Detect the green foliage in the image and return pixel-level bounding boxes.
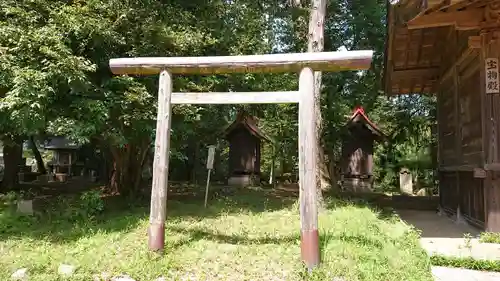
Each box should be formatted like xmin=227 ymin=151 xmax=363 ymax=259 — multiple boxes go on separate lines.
xmin=0 ymin=0 xmax=435 ymax=193
xmin=32 ymin=191 xmax=104 ymax=222
xmin=431 ymin=255 xmax=500 ymax=272
xmin=0 ymin=190 xmax=432 ymax=280
xmin=0 ymin=189 xmax=35 ymax=204
xmin=79 ymin=190 xmax=105 ymax=217
xmin=480 ymin=232 xmax=500 ymax=244
xmin=373 ymin=95 xmax=437 ymax=192
xmin=0 ymin=191 xmax=18 ymax=205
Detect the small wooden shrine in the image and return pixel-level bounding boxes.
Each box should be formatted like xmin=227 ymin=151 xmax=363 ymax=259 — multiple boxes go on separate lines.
xmin=340 ymin=107 xmax=385 ymax=192
xmin=44 ymin=136 xmax=81 ymax=178
xmin=385 ymin=0 xmax=500 ymax=231
xmin=224 ymin=111 xmax=270 ymax=186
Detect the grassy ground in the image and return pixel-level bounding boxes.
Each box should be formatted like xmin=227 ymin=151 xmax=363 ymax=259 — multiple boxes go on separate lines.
xmin=0 ymin=187 xmax=433 ymax=281
xmin=480 ymin=232 xmax=500 ymax=244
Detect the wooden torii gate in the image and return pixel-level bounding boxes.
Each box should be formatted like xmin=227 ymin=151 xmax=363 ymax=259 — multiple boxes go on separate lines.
xmin=109 ymin=51 xmax=373 ymax=268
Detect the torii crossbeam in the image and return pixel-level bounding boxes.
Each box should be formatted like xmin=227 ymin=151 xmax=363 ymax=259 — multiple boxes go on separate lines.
xmin=109 ymin=50 xmax=373 ymax=269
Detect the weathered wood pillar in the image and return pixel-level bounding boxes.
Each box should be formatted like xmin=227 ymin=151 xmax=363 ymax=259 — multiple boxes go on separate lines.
xmin=481 ymin=29 xmax=500 ymax=232
xmin=452 ymin=29 xmax=464 ymax=223
xmin=148 ymin=70 xmax=173 ymax=251
xmin=298 ymin=67 xmax=319 ymax=269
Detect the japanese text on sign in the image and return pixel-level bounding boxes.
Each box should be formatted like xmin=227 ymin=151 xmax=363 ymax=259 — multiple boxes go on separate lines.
xmin=486 ymin=58 xmax=500 ymax=94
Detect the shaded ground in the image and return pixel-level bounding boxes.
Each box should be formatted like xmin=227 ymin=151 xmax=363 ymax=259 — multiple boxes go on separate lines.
xmin=0 ymin=187 xmax=432 ymax=281
xmin=397 ymin=210 xmax=500 ymax=261
xmin=397 ymin=210 xmax=479 ymax=239
xmin=17 ymin=179 xmax=103 ymax=197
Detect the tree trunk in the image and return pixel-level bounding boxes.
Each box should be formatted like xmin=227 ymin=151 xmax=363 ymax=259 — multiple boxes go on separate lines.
xmin=307 ymin=0 xmax=329 ymax=207
xmin=28 ymin=136 xmax=47 ymax=174
xmin=107 ymin=139 xmax=150 ymax=197
xmin=1 ymin=137 xmax=22 ymax=191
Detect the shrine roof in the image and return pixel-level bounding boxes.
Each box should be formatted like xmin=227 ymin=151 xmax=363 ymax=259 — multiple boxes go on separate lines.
xmin=346 ymin=107 xmax=386 ymax=138
xmin=384 ymin=0 xmax=487 ymax=95
xmin=44 ymin=136 xmax=79 ymax=150
xmin=224 ymin=111 xmax=272 ymax=142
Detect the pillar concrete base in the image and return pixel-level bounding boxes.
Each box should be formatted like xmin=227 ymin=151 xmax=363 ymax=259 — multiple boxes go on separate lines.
xmin=342 ymin=178 xmax=373 ymax=193
xmin=228 ymin=175 xmax=260 ymax=187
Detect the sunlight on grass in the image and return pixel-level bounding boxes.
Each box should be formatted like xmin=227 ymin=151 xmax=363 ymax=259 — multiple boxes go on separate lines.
xmin=0 ymin=189 xmax=432 ymax=281
xmin=480 ymin=232 xmax=500 ymax=244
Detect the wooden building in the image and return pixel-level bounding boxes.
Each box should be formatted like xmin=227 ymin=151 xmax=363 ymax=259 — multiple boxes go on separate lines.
xmin=44 ymin=136 xmax=82 ymax=178
xmin=384 ymin=0 xmax=500 ymax=231
xmin=341 ymin=107 xmax=385 ymax=192
xmin=224 ymin=111 xmax=270 ymax=186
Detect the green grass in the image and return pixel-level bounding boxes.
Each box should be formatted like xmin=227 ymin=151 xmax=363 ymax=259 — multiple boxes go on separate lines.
xmin=0 ymin=188 xmax=433 ymax=281
xmin=480 ymin=232 xmax=500 ymax=244
xmin=431 ymin=255 xmax=500 ymax=272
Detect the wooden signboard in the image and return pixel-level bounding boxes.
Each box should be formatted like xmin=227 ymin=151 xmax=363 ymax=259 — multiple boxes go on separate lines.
xmin=206 ymin=145 xmax=216 ymax=170
xmin=204 ymin=145 xmax=216 ymax=208
xmin=485 ymin=58 xmax=500 ymax=94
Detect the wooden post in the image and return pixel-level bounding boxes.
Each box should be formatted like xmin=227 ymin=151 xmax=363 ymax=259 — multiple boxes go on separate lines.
xmin=482 ymin=30 xmax=500 ymax=232
xmin=204 ymin=145 xmax=216 ymax=208
xmin=148 ymin=70 xmax=173 ymax=251
xmin=204 ymin=169 xmax=212 ymax=208
xmin=269 ymin=144 xmax=275 ymax=186
xmin=298 ymin=67 xmax=319 ymax=269
xmin=69 ymin=153 xmax=72 ymax=177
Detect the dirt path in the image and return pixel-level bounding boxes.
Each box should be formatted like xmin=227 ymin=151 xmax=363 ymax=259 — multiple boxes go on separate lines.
xmin=397 ymin=210 xmax=500 ymax=280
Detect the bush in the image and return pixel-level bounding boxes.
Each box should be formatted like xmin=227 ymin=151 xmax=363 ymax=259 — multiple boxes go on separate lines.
xmin=40 ymin=190 xmax=104 ymax=221
xmin=79 ymin=190 xmax=104 ymax=217
xmin=0 ymin=191 xmax=19 ymax=205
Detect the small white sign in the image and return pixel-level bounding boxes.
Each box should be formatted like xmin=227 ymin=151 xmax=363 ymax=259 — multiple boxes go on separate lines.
xmin=485 ymin=58 xmax=500 ymax=94
xmin=206 ymin=145 xmax=216 ymax=170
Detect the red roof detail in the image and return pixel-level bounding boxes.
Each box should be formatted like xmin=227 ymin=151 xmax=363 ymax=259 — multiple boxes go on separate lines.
xmin=353 ymin=106 xmax=365 ymax=115
xmin=347 ymin=106 xmax=385 ymax=137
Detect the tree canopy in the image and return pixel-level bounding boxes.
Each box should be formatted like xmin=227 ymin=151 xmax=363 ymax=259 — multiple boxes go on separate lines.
xmin=0 ymin=0 xmax=436 ymax=193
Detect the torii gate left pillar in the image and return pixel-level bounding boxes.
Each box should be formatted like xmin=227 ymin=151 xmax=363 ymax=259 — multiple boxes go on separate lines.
xmin=109 ymin=50 xmax=373 ymax=269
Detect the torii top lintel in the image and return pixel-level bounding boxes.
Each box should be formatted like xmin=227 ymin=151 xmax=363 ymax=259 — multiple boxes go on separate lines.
xmin=109 ymin=50 xmax=373 ymax=76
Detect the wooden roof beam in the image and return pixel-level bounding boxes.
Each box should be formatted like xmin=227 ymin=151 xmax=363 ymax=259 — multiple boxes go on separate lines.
xmin=406 ymin=8 xmax=484 ymax=30
xmin=425 ymin=0 xmax=454 ymax=14
xmin=391 ymin=67 xmax=440 ymax=79
xmin=470 ymin=0 xmax=500 ymax=9
xmin=439 ymin=44 xmax=477 ymax=84
xmin=469 ymin=35 xmax=481 ymax=48
xmin=437 ymin=0 xmax=475 ymax=12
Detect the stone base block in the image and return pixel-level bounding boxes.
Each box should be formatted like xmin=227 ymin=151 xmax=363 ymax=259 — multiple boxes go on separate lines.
xmin=228 ymin=175 xmax=260 ymax=187
xmin=37 ymin=174 xmax=51 ymax=183
xmin=17 ymin=200 xmax=33 ymax=215
xmin=55 ymin=173 xmax=68 ymax=183
xmin=342 ymin=178 xmax=372 ymax=193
